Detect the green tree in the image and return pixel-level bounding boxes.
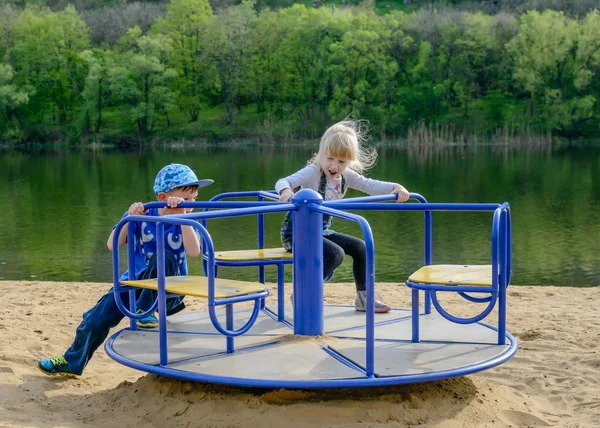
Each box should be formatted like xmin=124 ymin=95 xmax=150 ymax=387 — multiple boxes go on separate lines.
xmin=328 ymin=12 xmax=398 ymax=131
xmin=0 ymin=4 xmax=18 ymax=60
xmin=507 ymin=10 xmax=596 ymax=137
xmin=274 ymin=6 xmax=344 ymax=125
xmin=575 ymin=10 xmax=600 ymax=135
xmin=442 ymin=12 xmax=518 ymax=131
xmin=245 ymin=7 xmax=286 ymax=119
xmin=79 ymin=49 xmax=113 ymax=136
xmin=0 ymin=62 xmax=30 ymax=139
xmin=153 ymin=0 xmax=213 ymax=122
xmin=202 ymin=0 xmax=257 ymax=124
xmin=110 ymin=27 xmax=178 ymax=143
xmin=8 ymin=5 xmax=89 ymax=137
xmin=398 ymin=9 xmax=463 ymax=125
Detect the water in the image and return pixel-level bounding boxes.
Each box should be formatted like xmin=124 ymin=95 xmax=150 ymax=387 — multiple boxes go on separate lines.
xmin=0 ymin=143 xmax=598 ymax=286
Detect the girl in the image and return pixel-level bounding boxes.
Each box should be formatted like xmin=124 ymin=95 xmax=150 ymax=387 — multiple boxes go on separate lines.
xmin=276 ymin=121 xmax=410 ymax=313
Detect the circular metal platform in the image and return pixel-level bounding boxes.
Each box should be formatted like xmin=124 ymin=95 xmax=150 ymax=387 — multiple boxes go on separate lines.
xmin=106 ymin=304 xmax=517 ymax=389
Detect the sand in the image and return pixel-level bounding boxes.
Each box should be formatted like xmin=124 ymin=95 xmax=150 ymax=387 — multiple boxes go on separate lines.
xmin=0 ymin=280 xmax=598 ymax=428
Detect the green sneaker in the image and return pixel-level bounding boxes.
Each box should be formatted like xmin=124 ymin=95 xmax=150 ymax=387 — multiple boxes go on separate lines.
xmin=136 ymin=309 xmax=158 ymax=329
xmin=37 ymin=356 xmax=77 ymax=377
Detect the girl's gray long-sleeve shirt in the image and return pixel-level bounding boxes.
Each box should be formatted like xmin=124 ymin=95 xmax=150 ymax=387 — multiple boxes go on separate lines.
xmin=275 ymin=164 xmax=395 ymax=201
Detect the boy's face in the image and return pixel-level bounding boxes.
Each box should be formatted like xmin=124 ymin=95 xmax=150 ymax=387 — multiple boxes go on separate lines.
xmin=157 ymin=187 xmax=199 ymax=213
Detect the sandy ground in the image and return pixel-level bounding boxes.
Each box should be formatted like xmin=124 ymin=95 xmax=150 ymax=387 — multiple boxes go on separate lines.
xmin=0 ymin=280 xmax=599 ymax=428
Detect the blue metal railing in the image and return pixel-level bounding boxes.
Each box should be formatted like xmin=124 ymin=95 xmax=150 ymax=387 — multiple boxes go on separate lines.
xmin=201 ymin=190 xmax=291 ymax=318
xmin=401 ymin=202 xmax=511 ymax=345
xmin=111 ymin=202 xmax=293 ymax=364
xmin=328 ymin=192 xmax=432 ymax=313
xmin=313 ymin=203 xmax=377 ymax=377
xmin=111 ymin=191 xmax=511 ymax=376
xmin=203 ymin=190 xmax=281 ymax=279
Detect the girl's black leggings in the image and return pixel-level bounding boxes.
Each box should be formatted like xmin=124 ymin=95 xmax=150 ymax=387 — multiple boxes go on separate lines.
xmin=323 ymin=232 xmax=366 ymax=291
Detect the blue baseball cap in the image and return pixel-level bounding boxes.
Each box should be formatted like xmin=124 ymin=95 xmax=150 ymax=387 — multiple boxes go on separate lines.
xmin=153 ymin=163 xmax=214 ymax=195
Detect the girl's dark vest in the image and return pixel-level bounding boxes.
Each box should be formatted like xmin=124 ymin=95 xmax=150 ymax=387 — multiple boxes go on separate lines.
xmin=280 ymin=172 xmax=345 ymax=250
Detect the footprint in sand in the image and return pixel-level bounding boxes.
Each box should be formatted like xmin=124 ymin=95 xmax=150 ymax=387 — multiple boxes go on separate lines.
xmin=502 ymin=409 xmax=550 ymax=426
xmin=518 ymin=330 xmax=542 ymax=341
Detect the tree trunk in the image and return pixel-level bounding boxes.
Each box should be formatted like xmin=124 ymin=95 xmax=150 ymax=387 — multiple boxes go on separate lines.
xmin=144 ymin=76 xmax=150 ymax=129
xmin=95 ymin=78 xmax=103 ymax=134
xmin=137 ymin=119 xmax=144 ymax=145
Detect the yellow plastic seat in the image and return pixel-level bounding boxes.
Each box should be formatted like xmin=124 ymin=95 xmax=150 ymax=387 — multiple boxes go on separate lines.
xmin=214 ymin=248 xmax=293 ymax=262
xmin=120 ymin=276 xmax=266 ymax=299
xmin=408 ymin=264 xmax=493 ymax=287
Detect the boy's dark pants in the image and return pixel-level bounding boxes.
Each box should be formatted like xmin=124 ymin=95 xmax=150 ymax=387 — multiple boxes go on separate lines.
xmin=63 ymin=252 xmax=185 ymax=375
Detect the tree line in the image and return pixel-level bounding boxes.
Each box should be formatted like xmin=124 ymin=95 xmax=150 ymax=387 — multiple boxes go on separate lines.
xmin=1 ymin=0 xmax=600 ymax=143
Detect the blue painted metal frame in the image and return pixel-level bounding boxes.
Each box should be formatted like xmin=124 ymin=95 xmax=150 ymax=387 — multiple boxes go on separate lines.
xmin=200 ymin=190 xmax=293 ymax=321
xmin=104 ymin=326 xmax=518 ymax=389
xmin=291 ymin=189 xmax=326 ymax=336
xmin=404 ymin=203 xmax=512 ymax=345
xmin=197 ymin=190 xmax=432 ymax=323
xmin=330 ymin=192 xmax=434 ymax=313
xmin=111 ymin=202 xmax=292 ymax=364
xmin=313 ymin=202 xmax=377 ymax=377
xmin=106 ymin=192 xmax=515 ymax=388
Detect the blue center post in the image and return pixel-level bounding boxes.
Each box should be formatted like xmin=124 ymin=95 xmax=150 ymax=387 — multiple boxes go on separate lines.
xmin=292 ymin=189 xmax=324 ymax=336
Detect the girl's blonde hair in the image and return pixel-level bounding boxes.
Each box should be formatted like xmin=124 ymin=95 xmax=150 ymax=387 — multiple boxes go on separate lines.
xmin=310 ymin=120 xmax=377 ymax=174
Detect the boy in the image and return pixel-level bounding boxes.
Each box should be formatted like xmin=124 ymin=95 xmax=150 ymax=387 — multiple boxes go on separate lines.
xmin=37 ymin=163 xmax=213 ymax=376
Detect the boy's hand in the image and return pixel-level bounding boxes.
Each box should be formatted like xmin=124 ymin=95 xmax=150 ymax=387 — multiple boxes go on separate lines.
xmin=165 ymin=196 xmax=189 ymax=214
xmin=167 ymin=196 xmax=194 ymax=214
xmin=279 ymin=188 xmax=294 ymax=202
xmin=392 ymin=184 xmax=410 ymax=203
xmin=128 ymin=202 xmax=148 ymax=216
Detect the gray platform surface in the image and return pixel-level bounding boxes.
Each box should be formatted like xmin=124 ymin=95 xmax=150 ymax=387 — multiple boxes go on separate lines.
xmin=171 ymin=339 xmax=366 ymax=381
xmin=163 ymin=307 xmax=291 ymax=335
xmin=112 ymin=330 xmax=279 ymax=365
xmin=109 ymin=306 xmax=513 ymax=382
xmin=142 ymin=304 xmax=410 ymax=335
xmin=271 ymin=304 xmax=411 ymax=333
xmin=329 ymin=339 xmax=510 ymax=376
xmin=334 ymin=312 xmax=502 ymax=344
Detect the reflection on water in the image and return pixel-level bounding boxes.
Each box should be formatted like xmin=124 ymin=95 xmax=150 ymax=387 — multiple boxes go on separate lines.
xmin=0 ymin=143 xmax=598 ymax=286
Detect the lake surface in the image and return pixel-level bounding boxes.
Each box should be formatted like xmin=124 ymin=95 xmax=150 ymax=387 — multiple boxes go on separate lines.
xmin=0 ymin=143 xmax=598 ymax=286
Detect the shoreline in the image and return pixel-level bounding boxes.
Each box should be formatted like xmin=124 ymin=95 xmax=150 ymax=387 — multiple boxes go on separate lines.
xmin=1 ymin=281 xmax=598 ymax=427
xmin=5 ymin=136 xmax=595 ymax=152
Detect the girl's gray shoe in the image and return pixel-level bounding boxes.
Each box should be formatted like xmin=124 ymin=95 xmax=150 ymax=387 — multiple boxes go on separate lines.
xmin=355 ymin=290 xmax=392 ymax=313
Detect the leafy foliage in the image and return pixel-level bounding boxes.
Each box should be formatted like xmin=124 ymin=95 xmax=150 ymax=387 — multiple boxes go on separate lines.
xmin=1 ymin=1 xmax=600 ymax=142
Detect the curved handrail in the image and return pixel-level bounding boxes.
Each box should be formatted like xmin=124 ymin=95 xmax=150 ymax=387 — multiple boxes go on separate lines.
xmin=327 ymin=194 xmax=393 ymax=204
xmin=328 ymin=192 xmax=427 ymax=204
xmin=326 ymin=192 xmax=433 ymax=312
xmin=324 ymin=202 xmax=501 ymax=211
xmin=430 ymin=289 xmax=498 ymax=324
xmin=112 ymin=223 xmax=159 ymax=321
xmin=454 ymin=204 xmax=501 ymax=304
xmin=198 ymin=216 xmax=270 ymax=337
xmin=457 ymin=291 xmax=494 ymax=304
xmin=208 ymin=190 xmax=279 ymax=203
xmin=456 ymin=202 xmax=511 ymax=301
xmin=410 ymin=202 xmax=511 ymax=326
xmin=200 ymin=191 xmax=284 ymax=278
xmin=200 ymin=190 xmax=434 ymax=327
xmin=111 ymin=204 xmax=294 ymax=338
xmin=312 ymin=204 xmax=376 ymax=378
xmin=209 ymin=299 xmax=263 ymax=337
xmin=505 ymin=205 xmax=512 ymax=285
xmin=144 ymin=201 xmax=280 ymax=209
xmin=147 ymin=202 xmax=294 ymax=269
